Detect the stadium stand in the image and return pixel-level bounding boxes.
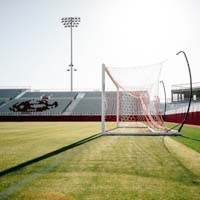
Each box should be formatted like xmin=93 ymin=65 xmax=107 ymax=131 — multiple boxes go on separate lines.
xmin=1 ymin=90 xmax=200 ymax=116
xmin=46 ymin=92 xmax=77 ymax=98
xmin=0 ymin=89 xmax=25 ymax=99
xmin=166 ymin=101 xmax=200 ymax=114
xmin=105 ymin=92 xmax=117 ymax=115
xmin=71 ymin=92 xmax=117 ymax=115
xmin=0 ymin=90 xmax=78 ymax=115
xmin=0 ymin=100 xmax=5 ymax=106
xmin=84 ymin=91 xmax=101 ymax=98
xmin=21 ymin=91 xmax=78 ymax=99
xmin=0 ymin=90 xmax=199 ymax=125
xmin=21 ymin=92 xmax=45 ymax=98
xmin=0 ymin=98 xmax=72 ymax=115
xmin=72 ymin=98 xmax=101 ymax=115
xmin=0 ymin=89 xmax=27 ymax=111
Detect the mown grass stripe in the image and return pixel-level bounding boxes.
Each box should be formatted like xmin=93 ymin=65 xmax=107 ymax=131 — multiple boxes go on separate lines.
xmin=0 ymin=148 xmax=81 ymax=200
xmin=0 ymin=133 xmax=102 ymax=177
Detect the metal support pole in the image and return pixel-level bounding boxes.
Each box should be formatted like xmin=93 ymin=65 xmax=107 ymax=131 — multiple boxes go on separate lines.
xmin=116 ymin=86 xmax=119 ymax=128
xmin=70 ymin=20 xmax=73 ymax=91
xmin=61 ymin=17 xmax=80 ymax=91
xmin=176 ymin=51 xmax=193 ymax=132
xmin=160 ymin=81 xmax=166 ymax=122
xmin=101 ymin=64 xmax=106 ymax=134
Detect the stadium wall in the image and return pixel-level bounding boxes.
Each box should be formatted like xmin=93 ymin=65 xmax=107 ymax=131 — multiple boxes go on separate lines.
xmin=0 ymin=115 xmax=101 ymax=122
xmin=165 ymin=111 xmax=200 ymax=126
xmin=0 ymin=112 xmax=199 ymax=125
xmin=0 ymin=115 xmax=147 ymax=122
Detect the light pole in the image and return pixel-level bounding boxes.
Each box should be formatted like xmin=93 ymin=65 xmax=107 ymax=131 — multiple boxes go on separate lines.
xmin=61 ymin=17 xmax=80 ymax=91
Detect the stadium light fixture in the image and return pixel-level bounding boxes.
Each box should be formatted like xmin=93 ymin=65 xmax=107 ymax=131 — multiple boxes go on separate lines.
xmin=61 ymin=17 xmax=81 ymax=91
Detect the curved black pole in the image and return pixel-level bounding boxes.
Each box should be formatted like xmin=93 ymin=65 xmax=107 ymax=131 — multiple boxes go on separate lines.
xmin=160 ymin=81 xmax=166 ymax=123
xmin=176 ymin=51 xmax=193 ymax=132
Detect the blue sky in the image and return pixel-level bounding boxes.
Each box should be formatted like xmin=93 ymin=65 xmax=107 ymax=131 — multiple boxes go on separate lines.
xmin=0 ymin=0 xmax=200 ymax=98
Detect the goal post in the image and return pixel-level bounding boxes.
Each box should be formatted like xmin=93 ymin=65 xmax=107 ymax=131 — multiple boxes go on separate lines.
xmin=101 ymin=63 xmax=106 ymax=134
xmin=101 ymin=63 xmax=181 ymax=136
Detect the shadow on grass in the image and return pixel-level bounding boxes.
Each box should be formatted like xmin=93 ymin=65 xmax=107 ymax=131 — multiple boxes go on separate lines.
xmin=180 ymin=135 xmax=200 ymax=142
xmin=0 ymin=133 xmax=102 ymax=177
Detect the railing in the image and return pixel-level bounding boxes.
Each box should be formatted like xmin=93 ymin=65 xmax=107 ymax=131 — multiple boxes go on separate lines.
xmin=171 ymin=97 xmax=200 ymax=103
xmin=0 ymin=112 xmax=102 ymax=116
xmin=0 ymin=112 xmax=62 ymax=116
xmin=172 ymin=82 xmax=200 ymax=90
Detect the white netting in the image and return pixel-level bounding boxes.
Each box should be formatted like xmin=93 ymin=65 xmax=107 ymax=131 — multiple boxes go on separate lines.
xmin=103 ymin=63 xmax=168 ymax=133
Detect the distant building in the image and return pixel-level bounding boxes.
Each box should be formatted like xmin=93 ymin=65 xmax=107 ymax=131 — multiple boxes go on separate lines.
xmin=171 ymin=82 xmax=200 ymax=102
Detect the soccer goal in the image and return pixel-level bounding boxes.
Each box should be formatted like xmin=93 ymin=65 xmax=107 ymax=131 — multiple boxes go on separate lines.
xmin=101 ymin=63 xmax=181 ymax=136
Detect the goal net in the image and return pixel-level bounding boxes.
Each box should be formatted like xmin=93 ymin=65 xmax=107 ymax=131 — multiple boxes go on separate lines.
xmin=101 ymin=63 xmax=180 ymax=136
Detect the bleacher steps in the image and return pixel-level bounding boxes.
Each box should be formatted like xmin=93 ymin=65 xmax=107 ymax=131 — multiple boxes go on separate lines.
xmin=63 ymin=92 xmax=85 ymax=115
xmin=15 ymin=90 xmax=28 ymax=99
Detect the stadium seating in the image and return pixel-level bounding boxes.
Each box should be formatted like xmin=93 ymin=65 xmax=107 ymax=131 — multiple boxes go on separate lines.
xmin=0 ymin=90 xmax=200 ymax=117
xmin=0 ymin=89 xmax=26 ymax=112
xmin=0 ymin=89 xmax=25 ymax=99
xmin=46 ymin=92 xmax=77 ymax=98
xmin=0 ymin=98 xmax=72 ymax=115
xmin=72 ymin=98 xmax=101 ymax=115
xmin=84 ymin=91 xmax=101 ymax=98
xmin=0 ymin=100 xmax=5 ymax=106
xmin=21 ymin=91 xmax=77 ymax=99
xmin=21 ymin=92 xmax=45 ymax=98
xmin=3 ymin=91 xmax=78 ymax=115
xmin=71 ymin=92 xmax=118 ymax=115
xmin=166 ymin=101 xmax=200 ymax=114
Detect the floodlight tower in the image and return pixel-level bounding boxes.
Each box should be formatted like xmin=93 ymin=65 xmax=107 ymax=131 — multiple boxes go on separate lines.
xmin=61 ymin=17 xmax=81 ymax=91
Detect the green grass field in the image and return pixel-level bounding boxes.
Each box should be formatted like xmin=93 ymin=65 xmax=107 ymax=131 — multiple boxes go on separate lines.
xmin=170 ymin=124 xmax=200 ymax=153
xmin=0 ymin=122 xmax=200 ymax=200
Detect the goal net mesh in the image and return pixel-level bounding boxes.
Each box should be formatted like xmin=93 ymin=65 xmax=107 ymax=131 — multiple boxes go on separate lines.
xmin=102 ymin=63 xmax=168 ymax=134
